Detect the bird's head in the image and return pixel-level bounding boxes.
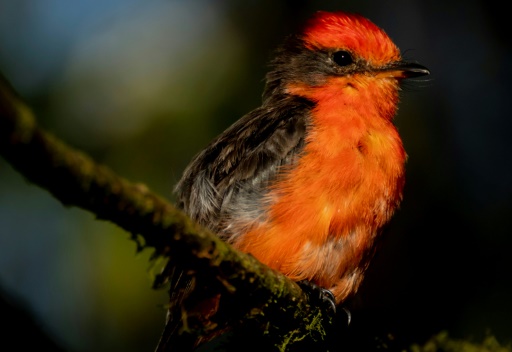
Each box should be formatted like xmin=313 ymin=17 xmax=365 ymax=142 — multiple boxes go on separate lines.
xmin=263 ymin=11 xmax=429 ymax=105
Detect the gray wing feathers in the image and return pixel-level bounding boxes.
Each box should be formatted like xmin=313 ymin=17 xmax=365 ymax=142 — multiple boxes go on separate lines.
xmin=174 ymin=96 xmax=312 ymax=240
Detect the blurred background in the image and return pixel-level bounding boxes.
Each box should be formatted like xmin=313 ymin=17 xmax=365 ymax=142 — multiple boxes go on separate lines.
xmin=0 ymin=0 xmax=510 ymax=351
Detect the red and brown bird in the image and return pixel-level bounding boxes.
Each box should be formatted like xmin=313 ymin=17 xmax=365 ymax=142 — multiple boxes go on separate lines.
xmin=156 ymin=10 xmax=429 ymax=350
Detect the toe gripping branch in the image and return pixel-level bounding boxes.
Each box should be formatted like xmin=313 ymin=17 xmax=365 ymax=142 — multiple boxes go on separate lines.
xmin=297 ymin=280 xmax=352 ymax=326
xmin=297 ymin=280 xmax=337 ymax=314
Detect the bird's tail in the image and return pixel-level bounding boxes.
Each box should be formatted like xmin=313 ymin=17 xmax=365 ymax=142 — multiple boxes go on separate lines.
xmin=154 ymin=265 xmax=227 ymax=351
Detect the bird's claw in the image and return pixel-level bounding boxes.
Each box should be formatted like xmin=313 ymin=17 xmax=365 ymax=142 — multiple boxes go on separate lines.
xmin=297 ymin=280 xmax=337 ymax=315
xmin=341 ymin=306 xmax=351 ymax=326
xmin=320 ymin=288 xmax=337 ymax=313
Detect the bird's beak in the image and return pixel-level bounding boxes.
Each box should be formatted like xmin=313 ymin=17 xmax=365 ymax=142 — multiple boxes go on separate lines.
xmin=376 ymin=61 xmax=430 ymax=79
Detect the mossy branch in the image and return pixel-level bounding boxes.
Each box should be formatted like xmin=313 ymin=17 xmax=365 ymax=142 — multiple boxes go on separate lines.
xmin=0 ymin=73 xmax=334 ymax=350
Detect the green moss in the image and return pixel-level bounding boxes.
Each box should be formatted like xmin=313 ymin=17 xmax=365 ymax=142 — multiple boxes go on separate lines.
xmin=411 ymin=331 xmax=512 ymax=352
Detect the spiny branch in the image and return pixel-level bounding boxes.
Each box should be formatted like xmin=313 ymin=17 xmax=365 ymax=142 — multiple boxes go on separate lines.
xmin=0 ymin=73 xmax=334 ymax=350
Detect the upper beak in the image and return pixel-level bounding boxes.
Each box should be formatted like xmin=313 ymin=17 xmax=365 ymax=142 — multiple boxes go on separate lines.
xmin=377 ymin=61 xmax=430 ymax=79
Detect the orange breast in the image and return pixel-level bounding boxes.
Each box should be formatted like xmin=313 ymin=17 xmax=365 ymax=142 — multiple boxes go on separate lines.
xmin=233 ymin=76 xmax=406 ymax=302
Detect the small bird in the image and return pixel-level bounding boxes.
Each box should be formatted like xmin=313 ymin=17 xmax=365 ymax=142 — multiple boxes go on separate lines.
xmin=156 ymin=10 xmax=429 ymax=350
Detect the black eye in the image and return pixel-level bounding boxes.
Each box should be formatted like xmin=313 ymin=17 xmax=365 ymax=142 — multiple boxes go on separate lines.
xmin=332 ymin=50 xmax=353 ymax=67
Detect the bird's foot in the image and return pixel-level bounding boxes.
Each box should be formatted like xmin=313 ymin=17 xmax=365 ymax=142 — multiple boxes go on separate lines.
xmin=297 ymin=280 xmax=337 ymax=315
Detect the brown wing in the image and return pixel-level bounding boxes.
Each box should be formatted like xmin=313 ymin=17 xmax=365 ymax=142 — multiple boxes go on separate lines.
xmin=154 ymin=94 xmax=314 ymax=351
xmin=175 ymin=94 xmax=313 ymax=240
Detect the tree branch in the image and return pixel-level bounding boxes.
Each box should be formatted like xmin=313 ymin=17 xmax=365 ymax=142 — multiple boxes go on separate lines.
xmin=0 ymin=73 xmax=334 ymax=350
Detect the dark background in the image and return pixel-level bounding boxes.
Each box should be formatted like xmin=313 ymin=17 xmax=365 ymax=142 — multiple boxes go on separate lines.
xmin=0 ymin=1 xmax=510 ymax=351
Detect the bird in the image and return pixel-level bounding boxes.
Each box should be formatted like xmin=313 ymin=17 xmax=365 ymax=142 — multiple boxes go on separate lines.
xmin=156 ymin=10 xmax=429 ymax=351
